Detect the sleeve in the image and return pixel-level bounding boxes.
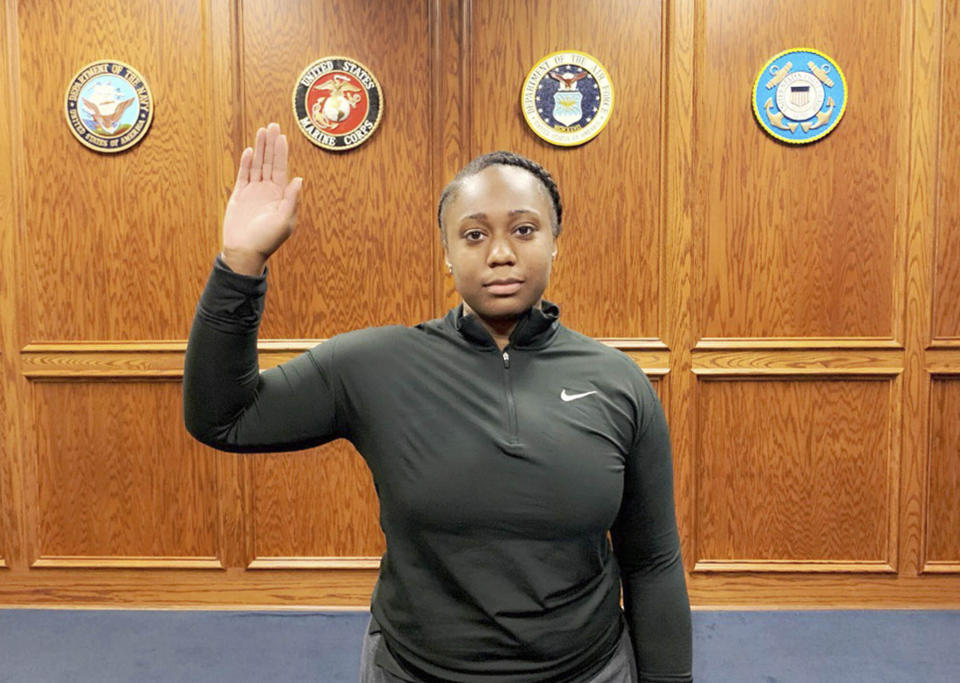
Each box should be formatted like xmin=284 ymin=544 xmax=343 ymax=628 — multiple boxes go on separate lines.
xmin=610 ymin=372 xmax=693 ymax=682
xmin=183 ymin=256 xmax=345 ymax=453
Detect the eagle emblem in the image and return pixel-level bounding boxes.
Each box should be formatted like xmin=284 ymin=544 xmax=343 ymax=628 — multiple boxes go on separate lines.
xmin=521 ymin=51 xmax=614 ymax=147
xmin=65 ymin=60 xmax=153 ymax=153
xmin=752 ymin=48 xmax=847 ymax=144
xmin=293 ymin=57 xmax=383 ymax=151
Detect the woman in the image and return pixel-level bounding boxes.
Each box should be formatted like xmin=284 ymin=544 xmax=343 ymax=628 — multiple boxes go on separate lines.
xmin=184 ymin=122 xmax=692 ymax=682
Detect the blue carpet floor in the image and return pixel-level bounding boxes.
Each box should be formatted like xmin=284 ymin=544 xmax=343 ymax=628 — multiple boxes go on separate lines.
xmin=1 ymin=609 xmax=958 ymax=682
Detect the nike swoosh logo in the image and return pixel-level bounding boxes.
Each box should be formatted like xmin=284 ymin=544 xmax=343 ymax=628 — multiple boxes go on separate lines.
xmin=561 ymin=389 xmax=598 ymax=402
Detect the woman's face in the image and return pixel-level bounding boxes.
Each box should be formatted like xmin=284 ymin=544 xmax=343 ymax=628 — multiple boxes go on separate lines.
xmin=443 ymin=165 xmax=557 ymax=326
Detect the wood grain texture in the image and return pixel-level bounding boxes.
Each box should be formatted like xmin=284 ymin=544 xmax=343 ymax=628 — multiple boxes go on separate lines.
xmin=697 ymin=379 xmax=895 ymax=565
xmin=900 ymin=0 xmax=942 ymax=579
xmin=696 ymin=0 xmax=905 ymax=339
xmin=692 ymin=350 xmax=903 ymax=376
xmin=34 ymin=382 xmax=219 ymax=561
xmin=0 ymin=0 xmax=25 ymax=571
xmin=925 ymin=378 xmax=960 ymax=566
xmin=17 ymin=0 xmax=215 ymax=341
xmin=249 ymin=445 xmax=384 ymax=561
xmin=932 ymin=0 xmax=960 ymax=340
xmin=467 ymin=0 xmax=662 ymax=338
xmin=241 ymin=0 xmax=434 ymax=339
xmin=0 ymin=567 xmax=959 ymax=608
xmin=664 ymin=0 xmax=696 ymax=575
xmin=1 ymin=0 xmax=959 ymax=609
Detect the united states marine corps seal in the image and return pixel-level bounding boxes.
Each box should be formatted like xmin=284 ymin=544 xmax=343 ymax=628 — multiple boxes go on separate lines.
xmin=752 ymin=48 xmax=847 ymax=144
xmin=64 ymin=60 xmax=153 ymax=153
xmin=521 ymin=50 xmax=613 ymax=147
xmin=292 ymin=56 xmax=382 ymax=151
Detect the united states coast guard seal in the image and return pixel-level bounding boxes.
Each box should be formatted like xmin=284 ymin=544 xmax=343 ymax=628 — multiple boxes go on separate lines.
xmin=64 ymin=60 xmax=153 ymax=153
xmin=521 ymin=51 xmax=613 ymax=147
xmin=752 ymin=48 xmax=847 ymax=144
xmin=293 ymin=57 xmax=382 ymax=151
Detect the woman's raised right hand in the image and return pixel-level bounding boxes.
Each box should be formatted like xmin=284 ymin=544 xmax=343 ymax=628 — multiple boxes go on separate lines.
xmin=221 ymin=122 xmax=303 ymax=275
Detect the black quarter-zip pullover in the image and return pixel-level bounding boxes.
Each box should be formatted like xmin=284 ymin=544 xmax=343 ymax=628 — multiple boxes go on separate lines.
xmin=184 ymin=258 xmax=692 ymax=682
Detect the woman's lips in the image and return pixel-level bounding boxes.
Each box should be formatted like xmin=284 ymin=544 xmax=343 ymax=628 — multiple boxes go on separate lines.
xmin=484 ymin=280 xmax=523 ymax=295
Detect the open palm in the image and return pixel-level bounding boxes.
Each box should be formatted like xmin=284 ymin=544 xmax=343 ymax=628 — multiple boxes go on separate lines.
xmin=222 ymin=122 xmax=302 ymax=274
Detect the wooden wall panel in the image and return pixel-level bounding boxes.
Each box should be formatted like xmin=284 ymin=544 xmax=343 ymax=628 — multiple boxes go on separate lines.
xmin=468 ymin=0 xmax=662 ymax=339
xmin=242 ymin=0 xmax=435 ymax=339
xmin=17 ymin=0 xmax=215 ymax=341
xmin=0 ymin=0 xmax=959 ymax=609
xmin=238 ymin=0 xmax=433 ymax=565
xmin=696 ymin=378 xmax=894 ymax=569
xmin=250 ymin=445 xmax=383 ymax=564
xmin=34 ymin=382 xmax=219 ymax=566
xmin=926 ymin=378 xmax=960 ymax=565
xmin=932 ymin=1 xmax=960 ymax=341
xmin=696 ymin=0 xmax=905 ymax=339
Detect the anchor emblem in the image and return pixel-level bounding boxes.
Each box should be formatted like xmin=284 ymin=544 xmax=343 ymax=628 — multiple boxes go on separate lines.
xmin=753 ymin=49 xmax=846 ymax=144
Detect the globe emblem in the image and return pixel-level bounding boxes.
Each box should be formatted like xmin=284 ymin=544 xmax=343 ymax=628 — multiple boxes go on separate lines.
xmin=322 ymin=94 xmax=352 ymax=123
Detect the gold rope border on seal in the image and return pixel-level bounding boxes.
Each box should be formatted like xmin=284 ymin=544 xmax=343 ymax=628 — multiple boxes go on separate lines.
xmin=63 ymin=59 xmax=155 ymax=154
xmin=520 ymin=49 xmax=615 ymax=148
xmin=290 ymin=55 xmax=384 ymax=152
xmin=751 ymin=47 xmax=849 ymax=145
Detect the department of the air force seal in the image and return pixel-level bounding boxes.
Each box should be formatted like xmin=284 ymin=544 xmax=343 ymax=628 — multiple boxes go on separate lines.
xmin=293 ymin=57 xmax=382 ymax=151
xmin=521 ymin=50 xmax=613 ymax=147
xmin=64 ymin=60 xmax=154 ymax=153
xmin=752 ymin=48 xmax=847 ymax=144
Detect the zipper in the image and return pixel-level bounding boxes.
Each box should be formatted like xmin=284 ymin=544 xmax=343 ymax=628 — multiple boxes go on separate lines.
xmin=501 ymin=348 xmax=519 ymax=443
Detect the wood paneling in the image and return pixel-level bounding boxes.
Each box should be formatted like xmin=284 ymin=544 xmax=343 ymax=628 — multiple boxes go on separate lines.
xmin=926 ymin=378 xmax=960 ymax=567
xmin=34 ymin=382 xmax=219 ymax=565
xmin=696 ymin=378 xmax=895 ymax=569
xmin=696 ymin=0 xmax=906 ymax=339
xmin=0 ymin=0 xmax=959 ymax=609
xmin=241 ymin=0 xmax=435 ymax=339
xmin=249 ymin=445 xmax=383 ymax=563
xmin=932 ymin=0 xmax=960 ymax=341
xmin=468 ymin=0 xmax=663 ymax=339
xmin=17 ymin=0 xmax=215 ymax=341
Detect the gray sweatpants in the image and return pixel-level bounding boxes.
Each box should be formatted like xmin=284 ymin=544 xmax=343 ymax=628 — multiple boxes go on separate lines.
xmin=358 ymin=615 xmax=638 ymax=682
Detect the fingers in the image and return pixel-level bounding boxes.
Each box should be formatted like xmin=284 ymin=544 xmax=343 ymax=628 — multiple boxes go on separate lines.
xmin=279 ymin=176 xmax=303 ymax=224
xmin=233 ymin=147 xmax=253 ymax=191
xmin=250 ymin=127 xmax=266 ymax=182
xmin=262 ymin=123 xmax=279 ymax=181
xmin=272 ymin=132 xmax=288 ymax=186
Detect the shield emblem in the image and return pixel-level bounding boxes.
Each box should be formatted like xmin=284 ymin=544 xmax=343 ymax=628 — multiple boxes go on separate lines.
xmin=790 ymin=85 xmax=810 ymax=107
xmin=553 ymin=91 xmax=583 ymax=126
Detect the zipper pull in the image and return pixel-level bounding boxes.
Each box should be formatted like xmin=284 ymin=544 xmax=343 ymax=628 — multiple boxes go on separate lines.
xmin=502 ymin=351 xmax=510 ymax=368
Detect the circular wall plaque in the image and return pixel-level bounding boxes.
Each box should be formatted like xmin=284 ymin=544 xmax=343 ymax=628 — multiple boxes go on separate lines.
xmin=65 ymin=60 xmax=154 ymax=153
xmin=521 ymin=50 xmax=614 ymax=147
xmin=752 ymin=48 xmax=847 ymax=144
xmin=292 ymin=56 xmax=383 ymax=151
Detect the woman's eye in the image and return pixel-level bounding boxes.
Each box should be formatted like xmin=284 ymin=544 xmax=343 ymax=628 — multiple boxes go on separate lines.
xmin=465 ymin=230 xmax=484 ymax=241
xmin=515 ymin=224 xmax=535 ymax=236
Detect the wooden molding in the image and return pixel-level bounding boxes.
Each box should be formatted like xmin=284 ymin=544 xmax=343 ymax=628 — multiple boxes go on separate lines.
xmin=247 ymin=557 xmax=381 ymax=570
xmin=925 ymin=349 xmax=960 ymax=374
xmin=921 ymin=562 xmax=960 ymax=574
xmin=693 ymin=560 xmax=897 ymax=574
xmin=20 ymin=339 xmax=673 ymax=379
xmin=695 ymin=338 xmax=904 ymax=351
xmin=31 ymin=556 xmax=224 ymax=570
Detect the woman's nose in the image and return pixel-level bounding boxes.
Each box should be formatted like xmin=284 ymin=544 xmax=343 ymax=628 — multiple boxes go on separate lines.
xmin=487 ymin=236 xmax=516 ymax=265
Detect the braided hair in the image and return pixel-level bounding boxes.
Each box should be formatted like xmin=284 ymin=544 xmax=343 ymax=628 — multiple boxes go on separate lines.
xmin=437 ymin=151 xmax=563 ymax=242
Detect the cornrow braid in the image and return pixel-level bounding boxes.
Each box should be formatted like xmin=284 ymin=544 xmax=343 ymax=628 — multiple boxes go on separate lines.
xmin=437 ymin=151 xmax=563 ymax=241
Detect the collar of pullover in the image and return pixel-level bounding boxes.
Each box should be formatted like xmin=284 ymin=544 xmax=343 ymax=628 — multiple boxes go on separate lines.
xmin=450 ymin=300 xmax=560 ymax=350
